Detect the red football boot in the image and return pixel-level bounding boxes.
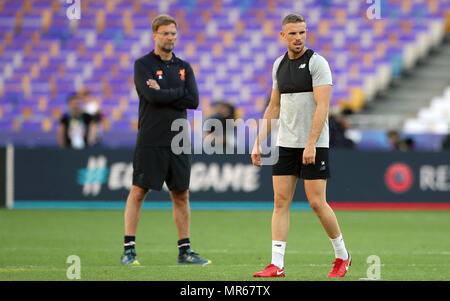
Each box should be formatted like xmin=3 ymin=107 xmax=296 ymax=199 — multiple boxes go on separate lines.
xmin=327 ymin=252 xmax=351 ymax=277
xmin=253 ymin=264 xmax=285 ymax=277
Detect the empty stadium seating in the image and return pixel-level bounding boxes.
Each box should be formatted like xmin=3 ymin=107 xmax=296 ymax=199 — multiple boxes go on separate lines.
xmin=404 ymin=86 xmax=450 ymax=134
xmin=0 ymin=0 xmax=449 ymax=146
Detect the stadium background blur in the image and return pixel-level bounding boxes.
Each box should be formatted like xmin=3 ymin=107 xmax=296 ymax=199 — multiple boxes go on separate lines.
xmin=0 ymin=0 xmax=449 ymax=282
xmin=0 ymin=0 xmax=449 ymax=149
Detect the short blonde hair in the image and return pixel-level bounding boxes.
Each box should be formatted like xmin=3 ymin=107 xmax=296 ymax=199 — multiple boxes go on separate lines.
xmin=152 ymin=14 xmax=177 ymax=33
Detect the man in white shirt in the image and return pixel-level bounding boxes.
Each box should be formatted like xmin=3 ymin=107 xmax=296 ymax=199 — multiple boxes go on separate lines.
xmin=251 ymin=14 xmax=351 ymax=278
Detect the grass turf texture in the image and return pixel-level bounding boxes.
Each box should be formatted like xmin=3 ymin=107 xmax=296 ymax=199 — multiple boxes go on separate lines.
xmin=0 ymin=209 xmax=449 ymax=281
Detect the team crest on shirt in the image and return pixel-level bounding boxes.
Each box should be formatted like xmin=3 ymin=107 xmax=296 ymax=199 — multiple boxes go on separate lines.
xmin=156 ymin=70 xmax=163 ymax=79
xmin=179 ymin=68 xmax=185 ymax=81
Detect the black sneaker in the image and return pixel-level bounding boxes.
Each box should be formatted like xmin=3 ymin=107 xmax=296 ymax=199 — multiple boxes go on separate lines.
xmin=177 ymin=248 xmax=211 ymax=266
xmin=120 ymin=249 xmax=140 ymax=266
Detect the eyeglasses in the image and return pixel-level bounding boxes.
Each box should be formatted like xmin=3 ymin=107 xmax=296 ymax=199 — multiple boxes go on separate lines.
xmin=155 ymin=31 xmax=178 ymax=37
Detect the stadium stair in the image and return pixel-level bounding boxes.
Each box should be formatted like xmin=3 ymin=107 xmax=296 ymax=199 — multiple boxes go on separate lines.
xmin=348 ymin=34 xmax=450 ymax=131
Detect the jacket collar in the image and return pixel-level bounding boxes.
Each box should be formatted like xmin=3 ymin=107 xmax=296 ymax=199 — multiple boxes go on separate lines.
xmin=150 ymin=50 xmax=178 ymax=63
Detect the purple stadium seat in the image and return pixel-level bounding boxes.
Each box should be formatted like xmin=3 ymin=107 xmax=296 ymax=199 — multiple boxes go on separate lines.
xmin=0 ymin=0 xmax=447 ymax=146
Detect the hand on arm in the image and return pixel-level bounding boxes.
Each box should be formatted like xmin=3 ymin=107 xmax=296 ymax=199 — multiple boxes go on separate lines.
xmin=146 ymin=79 xmax=160 ymax=90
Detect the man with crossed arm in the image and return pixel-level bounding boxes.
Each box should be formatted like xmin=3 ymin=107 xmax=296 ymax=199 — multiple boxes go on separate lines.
xmin=120 ymin=14 xmax=210 ymax=267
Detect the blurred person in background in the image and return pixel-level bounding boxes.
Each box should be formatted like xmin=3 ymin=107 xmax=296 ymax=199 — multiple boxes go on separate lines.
xmin=329 ymin=108 xmax=355 ymax=149
xmin=387 ymin=130 xmax=415 ymax=151
xmin=203 ymin=100 xmax=236 ymax=150
xmin=211 ymin=100 xmax=236 ymax=121
xmin=57 ymin=93 xmax=97 ymax=149
xmin=398 ymin=137 xmax=415 ymax=151
xmin=440 ymin=134 xmax=450 ymax=150
xmin=79 ymin=89 xmax=103 ymax=146
xmin=387 ymin=130 xmax=401 ymax=150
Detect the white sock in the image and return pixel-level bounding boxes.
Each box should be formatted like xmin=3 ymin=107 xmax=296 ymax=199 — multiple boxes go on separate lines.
xmin=330 ymin=234 xmax=348 ymax=260
xmin=271 ymin=240 xmax=286 ymax=269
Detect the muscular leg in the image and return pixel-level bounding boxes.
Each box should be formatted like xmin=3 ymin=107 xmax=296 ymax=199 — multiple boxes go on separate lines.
xmin=304 ymin=179 xmax=341 ymax=239
xmin=124 ymin=185 xmax=149 ymax=236
xmin=272 ymin=175 xmax=298 ymax=241
xmin=170 ymin=189 xmax=190 ymax=240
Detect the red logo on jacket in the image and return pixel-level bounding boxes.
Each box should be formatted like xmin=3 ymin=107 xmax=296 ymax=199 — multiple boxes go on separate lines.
xmin=179 ymin=69 xmax=185 ymax=81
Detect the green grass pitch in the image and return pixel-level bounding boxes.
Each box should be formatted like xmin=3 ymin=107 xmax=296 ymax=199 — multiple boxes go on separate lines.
xmin=0 ymin=209 xmax=449 ymax=281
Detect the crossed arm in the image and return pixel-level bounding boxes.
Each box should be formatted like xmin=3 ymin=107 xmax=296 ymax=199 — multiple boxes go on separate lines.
xmin=134 ymin=61 xmax=199 ymax=110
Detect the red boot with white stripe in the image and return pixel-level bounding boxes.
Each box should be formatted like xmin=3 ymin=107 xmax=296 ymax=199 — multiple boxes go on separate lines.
xmin=253 ymin=264 xmax=285 ymax=277
xmin=327 ymin=252 xmax=351 ymax=277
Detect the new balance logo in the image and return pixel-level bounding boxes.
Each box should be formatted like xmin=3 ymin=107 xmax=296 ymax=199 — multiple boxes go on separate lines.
xmin=320 ymin=161 xmax=327 ymax=171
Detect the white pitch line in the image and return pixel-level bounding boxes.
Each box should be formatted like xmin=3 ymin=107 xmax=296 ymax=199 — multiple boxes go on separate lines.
xmin=2 ymin=263 xmax=450 ymax=273
xmin=0 ymin=247 xmax=449 ymax=256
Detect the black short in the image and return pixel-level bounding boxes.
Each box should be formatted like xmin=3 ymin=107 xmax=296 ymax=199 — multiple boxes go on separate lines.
xmin=272 ymin=146 xmax=330 ymax=179
xmin=132 ymin=147 xmax=191 ymax=191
